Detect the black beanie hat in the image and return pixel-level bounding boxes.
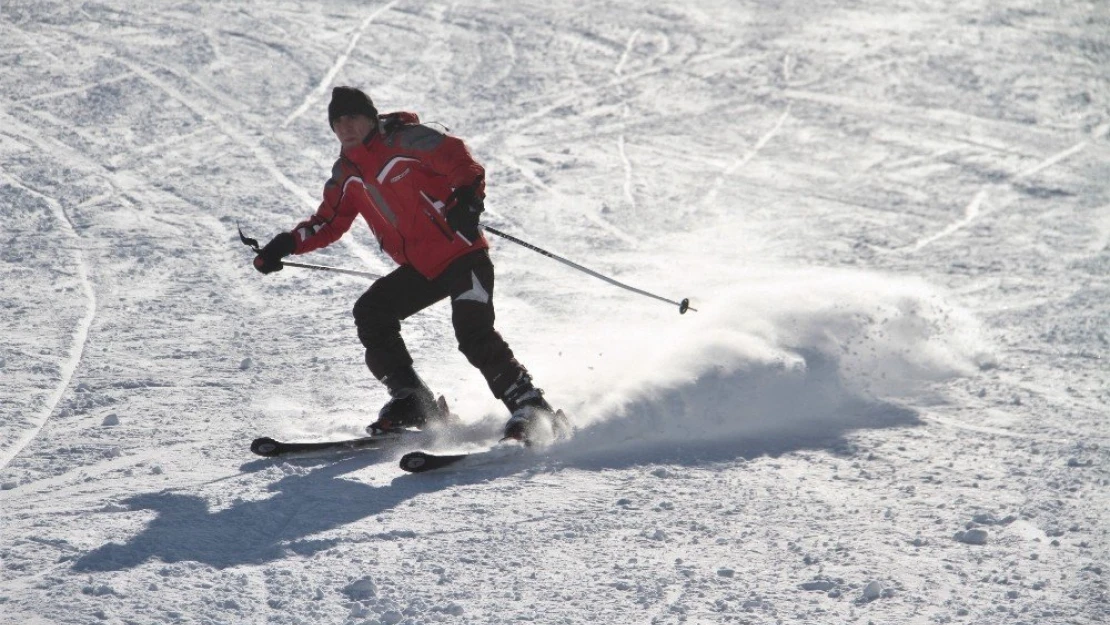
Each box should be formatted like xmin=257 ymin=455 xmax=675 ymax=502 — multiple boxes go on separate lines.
xmin=328 ymin=86 xmax=378 ymax=128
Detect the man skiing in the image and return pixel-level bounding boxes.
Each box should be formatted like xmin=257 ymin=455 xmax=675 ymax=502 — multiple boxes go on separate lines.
xmin=252 ymin=86 xmax=561 ymax=442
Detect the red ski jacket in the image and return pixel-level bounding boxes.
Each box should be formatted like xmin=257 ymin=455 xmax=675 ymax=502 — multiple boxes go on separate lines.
xmin=289 ymin=112 xmax=488 ymax=279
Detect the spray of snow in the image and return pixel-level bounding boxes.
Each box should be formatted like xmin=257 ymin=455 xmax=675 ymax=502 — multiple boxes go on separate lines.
xmin=556 ymin=268 xmax=990 ymax=460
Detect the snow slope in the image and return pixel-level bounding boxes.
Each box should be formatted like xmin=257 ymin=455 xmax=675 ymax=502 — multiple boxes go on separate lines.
xmin=2 ymin=0 xmax=1107 ymax=623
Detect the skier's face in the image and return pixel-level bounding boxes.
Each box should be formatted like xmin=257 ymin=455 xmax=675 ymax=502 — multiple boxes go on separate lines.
xmin=333 ymin=114 xmax=375 ymax=149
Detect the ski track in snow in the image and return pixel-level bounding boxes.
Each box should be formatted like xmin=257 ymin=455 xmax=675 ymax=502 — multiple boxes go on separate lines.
xmin=909 ymin=188 xmax=988 ymax=254
xmin=617 ymin=108 xmax=636 ymax=210
xmin=701 ymin=106 xmax=792 ymax=211
xmin=56 ymin=20 xmax=385 ymax=270
xmin=0 ymin=177 xmax=97 ymax=471
xmin=282 ymin=0 xmax=402 ymax=128
xmin=106 ymin=55 xmax=318 ymax=209
xmin=908 ymin=123 xmax=1110 ymax=253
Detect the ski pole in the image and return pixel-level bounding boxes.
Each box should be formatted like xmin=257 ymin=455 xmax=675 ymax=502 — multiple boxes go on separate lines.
xmin=274 ymin=260 xmax=380 ymax=279
xmin=238 ymin=226 xmax=382 ymax=280
xmin=482 ymin=225 xmax=696 ymax=314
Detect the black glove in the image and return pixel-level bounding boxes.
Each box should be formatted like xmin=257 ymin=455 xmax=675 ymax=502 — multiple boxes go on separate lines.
xmin=379 ymin=112 xmax=405 ymax=135
xmin=253 ymin=232 xmax=296 ymax=274
xmin=446 ymin=180 xmax=484 ymax=241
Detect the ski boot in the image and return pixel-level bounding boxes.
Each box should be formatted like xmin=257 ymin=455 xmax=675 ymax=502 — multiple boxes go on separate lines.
xmin=501 ymin=373 xmax=571 ymax=443
xmin=367 ymin=367 xmax=446 ymax=435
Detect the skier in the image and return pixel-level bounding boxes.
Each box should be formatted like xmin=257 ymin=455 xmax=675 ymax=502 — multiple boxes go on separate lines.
xmin=251 ymin=86 xmax=561 ymax=442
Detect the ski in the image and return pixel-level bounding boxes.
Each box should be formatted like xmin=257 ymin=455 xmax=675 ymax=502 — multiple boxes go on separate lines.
xmin=399 ymin=408 xmax=573 ymax=473
xmin=398 ymin=443 xmax=525 ymax=473
xmin=249 ymin=431 xmax=409 ymax=458
xmin=250 ymin=395 xmax=456 ymax=458
xmin=398 ymin=450 xmax=475 ymax=472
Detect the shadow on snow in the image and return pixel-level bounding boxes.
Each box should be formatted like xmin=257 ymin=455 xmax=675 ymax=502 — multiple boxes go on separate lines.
xmin=72 ymin=351 xmax=922 ymax=572
xmin=71 ymin=454 xmax=499 ymax=572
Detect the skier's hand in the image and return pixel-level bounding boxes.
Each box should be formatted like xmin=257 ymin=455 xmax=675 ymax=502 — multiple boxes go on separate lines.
xmin=253 ymin=232 xmax=296 ymax=274
xmin=446 ymin=179 xmax=484 ymax=241
xmin=379 ymin=112 xmax=408 ymax=135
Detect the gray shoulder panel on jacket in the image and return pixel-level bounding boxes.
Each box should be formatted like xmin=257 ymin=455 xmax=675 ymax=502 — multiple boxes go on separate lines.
xmin=327 ymin=159 xmax=345 ymax=186
xmin=397 ymin=125 xmax=446 ymax=151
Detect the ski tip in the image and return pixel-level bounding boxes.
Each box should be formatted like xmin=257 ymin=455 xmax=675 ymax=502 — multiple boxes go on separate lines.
xmin=399 ymin=449 xmax=474 ymax=473
xmin=250 ymin=437 xmax=281 ymax=457
xmin=399 ymin=451 xmax=432 ymax=472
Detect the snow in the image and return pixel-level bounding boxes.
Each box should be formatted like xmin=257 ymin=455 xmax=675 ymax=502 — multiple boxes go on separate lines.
xmin=1 ymin=0 xmax=1108 ymax=624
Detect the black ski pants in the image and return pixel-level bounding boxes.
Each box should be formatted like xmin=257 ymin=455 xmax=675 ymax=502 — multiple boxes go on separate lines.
xmin=353 ymin=250 xmax=524 ymax=399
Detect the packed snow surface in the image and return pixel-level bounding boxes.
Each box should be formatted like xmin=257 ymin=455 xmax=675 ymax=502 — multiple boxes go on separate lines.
xmin=2 ymin=1 xmax=1108 ymax=624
